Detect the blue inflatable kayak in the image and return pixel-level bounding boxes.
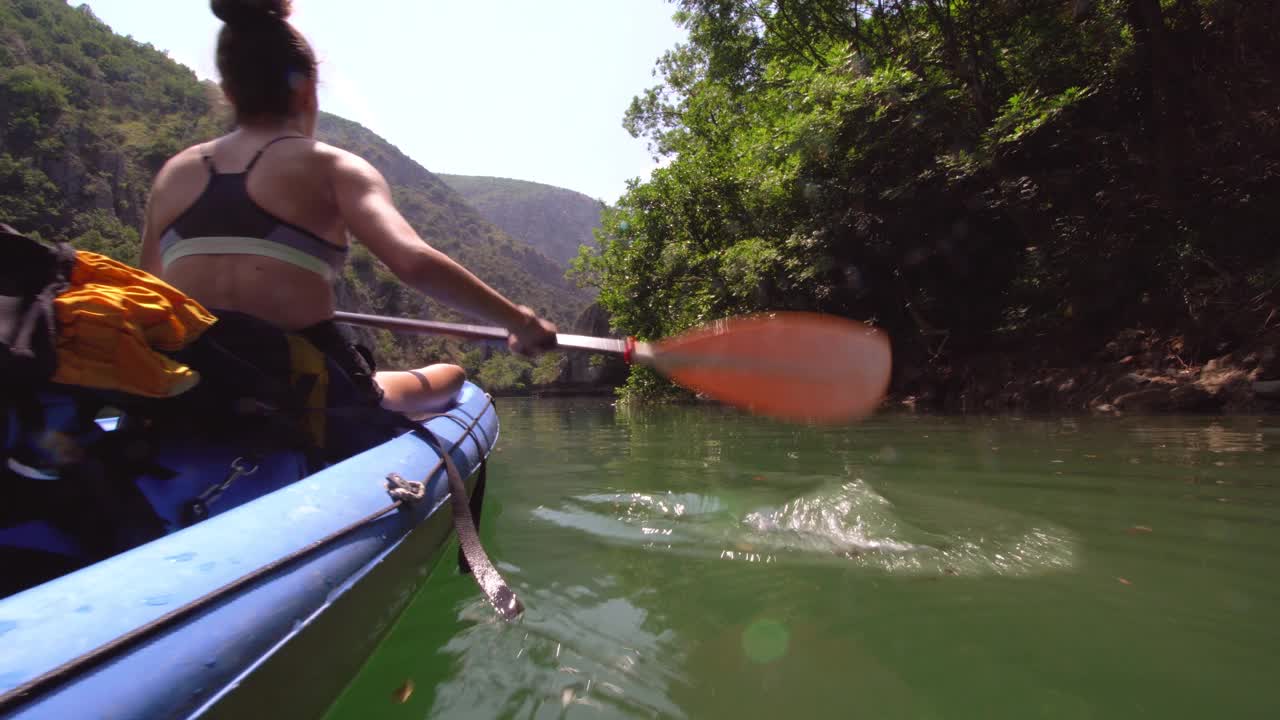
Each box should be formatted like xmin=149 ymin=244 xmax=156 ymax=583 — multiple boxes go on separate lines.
xmin=0 ymin=381 xmax=500 ymax=719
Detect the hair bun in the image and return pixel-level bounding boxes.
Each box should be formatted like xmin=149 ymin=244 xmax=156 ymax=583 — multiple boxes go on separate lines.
xmin=211 ymin=0 xmax=293 ymax=27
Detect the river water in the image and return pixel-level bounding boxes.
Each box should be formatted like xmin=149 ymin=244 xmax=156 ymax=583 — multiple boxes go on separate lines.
xmin=324 ymin=398 xmax=1280 ymax=719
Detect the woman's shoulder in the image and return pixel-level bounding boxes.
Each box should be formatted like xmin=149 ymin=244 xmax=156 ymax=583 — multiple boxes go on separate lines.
xmin=311 ymin=141 xmax=375 ymax=169
xmin=164 ymin=141 xmax=212 ymax=168
xmin=152 ymin=141 xmax=216 ymax=189
xmin=310 ymin=142 xmax=386 ymax=184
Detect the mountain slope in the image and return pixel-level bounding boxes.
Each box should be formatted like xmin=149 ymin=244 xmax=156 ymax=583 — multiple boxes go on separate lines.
xmin=0 ymin=0 xmax=590 ymax=376
xmin=439 ymin=174 xmax=604 ymax=267
xmin=317 ymin=115 xmax=591 ymax=326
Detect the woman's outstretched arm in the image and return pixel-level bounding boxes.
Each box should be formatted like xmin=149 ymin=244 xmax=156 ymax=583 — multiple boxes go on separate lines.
xmin=331 ymin=148 xmax=557 ymax=354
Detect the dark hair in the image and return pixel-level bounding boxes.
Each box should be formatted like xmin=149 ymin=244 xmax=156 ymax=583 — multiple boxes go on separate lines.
xmin=211 ymin=0 xmax=317 ymax=121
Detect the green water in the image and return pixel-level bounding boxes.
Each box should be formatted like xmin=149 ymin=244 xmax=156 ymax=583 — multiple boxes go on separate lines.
xmin=324 ymin=399 xmax=1280 ymax=719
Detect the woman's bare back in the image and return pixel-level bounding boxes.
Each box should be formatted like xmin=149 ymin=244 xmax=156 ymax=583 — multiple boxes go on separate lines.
xmin=141 ymin=130 xmax=349 ymax=330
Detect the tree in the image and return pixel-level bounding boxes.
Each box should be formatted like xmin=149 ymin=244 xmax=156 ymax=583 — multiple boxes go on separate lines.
xmin=0 ymin=154 xmax=61 ymax=233
xmin=531 ymin=352 xmax=566 ymax=386
xmin=68 ymin=209 xmax=139 ymax=264
xmin=579 ymin=0 xmax=1280 ymax=401
xmin=476 ymin=354 xmax=533 ymax=392
xmin=0 ymin=66 xmax=70 ymax=150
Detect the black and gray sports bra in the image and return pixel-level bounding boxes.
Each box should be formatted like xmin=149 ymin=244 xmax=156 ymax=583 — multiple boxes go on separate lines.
xmin=159 ymin=136 xmax=347 ymax=280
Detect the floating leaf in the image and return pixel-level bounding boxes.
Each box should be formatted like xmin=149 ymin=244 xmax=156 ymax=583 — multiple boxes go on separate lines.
xmin=392 ymin=679 xmax=414 ymax=704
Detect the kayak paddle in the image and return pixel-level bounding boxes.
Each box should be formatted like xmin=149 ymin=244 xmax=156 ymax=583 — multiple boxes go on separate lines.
xmin=333 ymin=310 xmax=892 ymax=424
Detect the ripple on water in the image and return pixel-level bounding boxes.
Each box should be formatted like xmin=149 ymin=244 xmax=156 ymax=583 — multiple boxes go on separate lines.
xmin=535 ymin=478 xmax=1076 ymax=578
xmin=323 ymin=402 xmax=1280 ymax=720
xmin=426 ymin=588 xmax=688 ymax=719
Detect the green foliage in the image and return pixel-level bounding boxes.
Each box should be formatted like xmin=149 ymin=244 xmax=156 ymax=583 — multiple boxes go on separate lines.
xmin=68 ymin=208 xmax=139 ymax=264
xmin=471 ymin=350 xmax=570 ymax=391
xmin=456 ymin=348 xmax=486 ymax=378
xmin=0 ymin=66 xmax=70 ymax=148
xmin=986 ymin=87 xmax=1093 ymax=147
xmin=0 ymin=153 xmax=60 ymax=232
xmin=586 ymin=0 xmax=1280 ymax=399
xmin=0 ymin=0 xmax=223 ymax=239
xmin=530 ymin=352 xmax=566 ymax=386
xmin=476 ymin=353 xmax=533 ymax=392
xmin=616 ymin=364 xmax=694 ymax=406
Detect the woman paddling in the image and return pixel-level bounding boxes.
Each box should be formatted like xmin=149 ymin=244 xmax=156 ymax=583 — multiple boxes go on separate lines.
xmin=139 ymin=0 xmax=557 ymax=429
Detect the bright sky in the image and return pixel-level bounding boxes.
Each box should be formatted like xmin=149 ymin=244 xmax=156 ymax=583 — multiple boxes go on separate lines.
xmin=82 ymin=1 xmax=687 ymax=204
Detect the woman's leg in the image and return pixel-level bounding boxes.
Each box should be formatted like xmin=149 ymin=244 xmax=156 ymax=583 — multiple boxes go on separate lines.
xmin=375 ymin=363 xmax=466 ymax=418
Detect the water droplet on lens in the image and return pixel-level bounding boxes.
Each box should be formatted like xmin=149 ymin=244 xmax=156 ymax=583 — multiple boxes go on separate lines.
xmin=742 ymin=618 xmax=789 ymax=664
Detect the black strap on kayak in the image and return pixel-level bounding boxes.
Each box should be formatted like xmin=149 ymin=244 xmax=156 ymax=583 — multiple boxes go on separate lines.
xmin=0 ymin=394 xmax=511 ymax=714
xmin=385 ymin=400 xmax=515 ymax=614
xmin=403 ymin=426 xmax=521 ymax=620
xmin=459 ymin=460 xmax=487 ymax=575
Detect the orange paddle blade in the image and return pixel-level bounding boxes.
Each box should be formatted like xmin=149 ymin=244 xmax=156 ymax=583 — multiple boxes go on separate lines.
xmin=647 ymin=312 xmax=892 ymax=424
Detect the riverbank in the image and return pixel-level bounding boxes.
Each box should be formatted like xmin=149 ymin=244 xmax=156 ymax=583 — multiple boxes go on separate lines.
xmin=891 ymin=326 xmax=1280 ymax=415
xmin=487 ymin=385 xmax=619 ymax=400
xmin=531 ymin=311 xmax=1280 ymax=417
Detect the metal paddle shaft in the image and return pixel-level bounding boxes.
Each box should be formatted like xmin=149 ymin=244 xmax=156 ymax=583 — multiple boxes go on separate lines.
xmin=332 ymin=311 xmax=629 ymax=355
xmin=332 ymin=310 xmax=892 ymax=424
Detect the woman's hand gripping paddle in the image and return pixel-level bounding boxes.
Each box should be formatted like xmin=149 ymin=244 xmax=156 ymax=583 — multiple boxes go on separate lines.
xmin=333 ymin=310 xmax=892 ymax=424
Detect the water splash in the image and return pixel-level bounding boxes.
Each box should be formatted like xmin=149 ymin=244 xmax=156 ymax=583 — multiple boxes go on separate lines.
xmin=741 ymin=479 xmax=932 ymax=554
xmin=536 ymin=478 xmax=1075 ymax=578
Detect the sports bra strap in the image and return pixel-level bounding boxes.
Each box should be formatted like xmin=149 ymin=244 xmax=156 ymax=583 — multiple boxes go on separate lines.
xmin=244 ymin=135 xmax=309 ymax=172
xmin=199 ymin=144 xmax=217 ymax=174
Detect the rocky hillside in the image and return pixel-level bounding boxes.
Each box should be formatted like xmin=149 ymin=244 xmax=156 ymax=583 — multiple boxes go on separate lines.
xmin=439 ymin=174 xmax=604 ymax=267
xmin=316 ymin=115 xmax=591 ymax=327
xmin=0 ymin=0 xmax=592 ymax=382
